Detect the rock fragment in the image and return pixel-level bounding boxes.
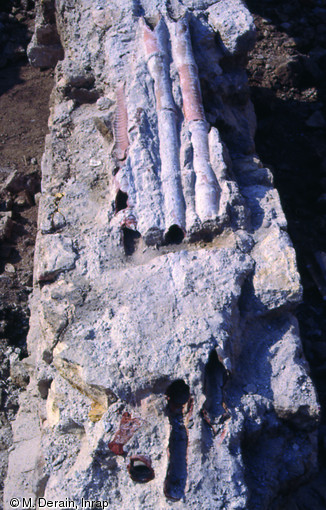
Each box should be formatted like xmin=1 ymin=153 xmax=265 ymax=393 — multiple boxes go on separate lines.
xmin=0 ymin=212 xmax=13 ymax=241
xmin=27 ymin=0 xmax=63 ymax=68
xmin=252 ymin=227 xmax=302 ymax=311
xmin=34 ymin=234 xmax=77 ymax=283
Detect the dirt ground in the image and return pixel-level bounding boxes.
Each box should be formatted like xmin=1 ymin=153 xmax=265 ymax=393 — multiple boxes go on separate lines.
xmin=246 ymin=0 xmax=326 ymax=507
xmin=0 ymin=1 xmax=54 ymax=503
xmin=0 ymin=0 xmax=326 ymax=508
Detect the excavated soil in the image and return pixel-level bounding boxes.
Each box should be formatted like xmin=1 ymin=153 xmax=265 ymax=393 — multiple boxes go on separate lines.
xmin=0 ymin=0 xmax=326 ymax=508
xmin=0 ymin=1 xmax=54 ymax=503
xmin=246 ymin=0 xmax=326 ymax=507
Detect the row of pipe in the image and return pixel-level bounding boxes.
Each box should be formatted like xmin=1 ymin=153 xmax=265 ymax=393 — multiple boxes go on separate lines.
xmin=112 ymin=15 xmax=222 ymax=245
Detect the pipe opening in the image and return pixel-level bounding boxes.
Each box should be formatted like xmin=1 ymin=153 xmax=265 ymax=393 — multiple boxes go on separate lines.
xmin=128 ymin=455 xmax=155 ymax=483
xmin=165 ymin=225 xmax=184 ymax=245
xmin=165 ymin=379 xmax=190 ymax=411
xmin=123 ymin=228 xmax=141 ymax=256
xmin=115 ymin=190 xmax=128 ymax=212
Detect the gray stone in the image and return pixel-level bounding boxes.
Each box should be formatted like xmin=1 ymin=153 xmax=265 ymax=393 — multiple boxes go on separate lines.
xmin=251 ymin=227 xmax=302 ymax=312
xmin=15 ymin=190 xmax=33 ymax=207
xmin=96 ymin=96 xmax=114 ymax=110
xmin=4 ymin=263 xmax=15 ymax=274
xmin=27 ymin=0 xmax=64 ymax=68
xmin=270 ymin=315 xmax=318 ymax=427
xmin=28 ymin=44 xmax=64 ymax=68
xmin=207 ymin=0 xmax=256 ymax=54
xmin=1 ymin=170 xmax=23 ymax=193
xmin=34 ymin=234 xmax=77 ymax=282
xmin=233 ymin=156 xmax=274 ymax=187
xmin=9 ymin=353 xmax=30 ymax=389
xmin=0 ymin=212 xmax=13 ymax=241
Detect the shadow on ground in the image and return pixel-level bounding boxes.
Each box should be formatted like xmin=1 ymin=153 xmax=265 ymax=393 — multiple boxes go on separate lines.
xmin=246 ymin=0 xmax=326 ymax=507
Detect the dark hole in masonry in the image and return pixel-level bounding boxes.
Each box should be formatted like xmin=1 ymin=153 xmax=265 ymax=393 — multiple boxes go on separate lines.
xmin=115 ymin=190 xmax=128 ymax=212
xmin=201 ymin=350 xmax=229 ymax=453
xmin=35 ymin=474 xmax=50 ymax=502
xmin=38 ymin=378 xmax=52 ymax=399
xmin=166 ymin=379 xmax=190 ymax=410
xmin=143 ymin=14 xmax=160 ymax=30
xmin=165 ymin=224 xmax=184 ymax=245
xmin=164 ymin=380 xmax=190 ymax=501
xmin=128 ymin=455 xmax=155 ymax=483
xmin=204 ymin=350 xmax=227 ymax=419
xmin=123 ymin=228 xmax=141 ymax=256
xmin=201 ymin=230 xmax=214 ymax=243
xmin=42 ymin=349 xmax=53 ymax=365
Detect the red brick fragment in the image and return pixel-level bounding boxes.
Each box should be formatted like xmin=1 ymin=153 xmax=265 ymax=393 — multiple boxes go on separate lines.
xmin=108 ymin=411 xmax=142 ymax=456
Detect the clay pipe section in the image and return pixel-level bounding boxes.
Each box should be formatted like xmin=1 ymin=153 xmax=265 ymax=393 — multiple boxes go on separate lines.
xmin=108 ymin=411 xmax=142 ymax=456
xmin=168 ymin=18 xmax=205 ymax=123
xmin=112 ymin=85 xmax=138 ymax=233
xmin=142 ymin=18 xmax=186 ymax=240
xmin=169 ymin=17 xmax=220 ymax=223
xmin=113 ymin=83 xmax=129 ymax=162
xmin=127 ymin=455 xmax=155 ymax=483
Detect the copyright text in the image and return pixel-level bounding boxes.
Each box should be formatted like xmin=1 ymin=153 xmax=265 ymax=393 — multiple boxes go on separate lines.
xmin=9 ymin=497 xmax=111 ymax=509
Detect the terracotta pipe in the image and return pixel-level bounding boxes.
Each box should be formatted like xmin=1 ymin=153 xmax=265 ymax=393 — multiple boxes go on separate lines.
xmin=170 ymin=17 xmax=220 ymax=222
xmin=142 ymin=18 xmax=186 ymax=237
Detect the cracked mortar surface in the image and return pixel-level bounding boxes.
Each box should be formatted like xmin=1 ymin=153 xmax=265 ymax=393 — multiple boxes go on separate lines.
xmin=3 ymin=1 xmax=320 ymax=509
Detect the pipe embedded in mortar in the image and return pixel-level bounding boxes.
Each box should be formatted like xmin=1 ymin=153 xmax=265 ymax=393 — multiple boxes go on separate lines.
xmin=142 ymin=17 xmax=186 ymax=238
xmin=169 ymin=16 xmax=220 ymax=223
